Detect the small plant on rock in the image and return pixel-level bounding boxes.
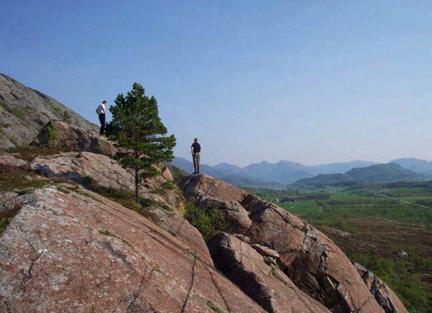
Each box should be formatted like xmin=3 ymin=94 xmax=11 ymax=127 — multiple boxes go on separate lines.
xmin=184 ymin=202 xmax=225 ymax=240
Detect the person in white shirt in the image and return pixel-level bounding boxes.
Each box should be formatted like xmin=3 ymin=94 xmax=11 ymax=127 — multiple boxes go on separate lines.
xmin=96 ymin=100 xmax=107 ymax=135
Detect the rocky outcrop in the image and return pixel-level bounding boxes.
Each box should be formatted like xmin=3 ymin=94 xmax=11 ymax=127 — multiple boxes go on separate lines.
xmin=0 ymin=73 xmax=97 ymax=149
xmin=0 ymin=192 xmax=22 ymax=219
xmin=31 ymin=151 xmax=135 ymax=190
xmin=29 ymin=152 xmax=211 ymax=264
xmin=180 ymin=174 xmax=247 ymax=202
xmin=31 ymin=120 xmax=117 ymax=156
xmin=241 ymin=194 xmax=384 ymax=313
xmin=0 ymin=153 xmax=28 ymax=168
xmin=197 ymin=196 xmax=252 ymax=233
xmin=0 ymin=187 xmax=265 ymax=313
xmin=140 ymin=204 xmax=213 ymax=265
xmin=354 ymin=262 xmax=408 ymax=313
xmin=181 ymin=175 xmax=408 ymax=313
xmin=30 ymin=151 xmax=174 ymax=208
xmin=209 ymin=232 xmax=331 ymax=313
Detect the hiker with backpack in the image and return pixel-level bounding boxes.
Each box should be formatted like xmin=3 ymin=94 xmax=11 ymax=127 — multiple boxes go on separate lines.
xmin=191 ymin=138 xmax=201 ymax=174
xmin=96 ymin=100 xmax=107 ymax=135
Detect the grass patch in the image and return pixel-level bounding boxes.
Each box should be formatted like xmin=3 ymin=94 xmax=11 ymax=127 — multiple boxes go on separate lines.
xmin=139 ymin=197 xmax=172 ymax=211
xmin=80 ymin=176 xmax=142 ymax=212
xmin=10 ymin=106 xmax=35 ymax=121
xmin=0 ymin=165 xmax=48 ymax=192
xmin=184 ymin=202 xmax=225 ymax=240
xmin=206 ymin=300 xmax=226 ymax=313
xmin=7 ymin=145 xmax=64 ymax=161
xmin=80 ymin=176 xmax=172 ymax=212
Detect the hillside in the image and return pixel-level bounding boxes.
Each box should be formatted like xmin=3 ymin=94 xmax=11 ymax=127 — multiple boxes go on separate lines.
xmin=295 ymin=163 xmax=426 ymax=186
xmin=0 ymin=74 xmax=408 ymax=312
xmin=392 ymin=158 xmax=432 ymax=175
xmin=347 ymin=163 xmax=424 ymax=183
xmin=295 ymin=173 xmax=355 ymax=187
xmin=0 ymin=73 xmax=97 ymax=149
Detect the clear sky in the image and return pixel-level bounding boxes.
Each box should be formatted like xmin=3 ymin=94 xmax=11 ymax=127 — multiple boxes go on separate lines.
xmin=1 ymin=1 xmax=431 ymax=166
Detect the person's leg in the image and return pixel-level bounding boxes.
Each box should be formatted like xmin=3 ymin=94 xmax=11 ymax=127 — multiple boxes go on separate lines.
xmin=196 ymin=153 xmax=200 ymax=174
xmin=192 ymin=154 xmax=197 ymax=174
xmin=99 ymin=114 xmax=106 ymax=135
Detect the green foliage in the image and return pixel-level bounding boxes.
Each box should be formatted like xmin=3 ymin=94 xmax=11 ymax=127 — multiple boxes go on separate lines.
xmin=10 ymin=106 xmax=35 ymax=121
xmin=62 ymin=110 xmax=71 ymax=123
xmin=184 ymin=202 xmax=225 ymax=240
xmin=107 ymin=83 xmax=176 ymax=200
xmin=154 ymin=181 xmax=176 ymax=196
xmin=168 ymin=164 xmax=187 ymax=183
xmin=11 ymin=107 xmax=26 ymax=120
xmin=45 ymin=124 xmax=58 ymax=148
xmin=80 ymin=176 xmax=141 ymax=211
xmin=349 ymin=253 xmax=431 ymax=313
xmin=139 ymin=197 xmax=172 ymax=211
xmin=250 ymin=184 xmax=432 ymax=312
xmin=161 ymin=181 xmax=175 ymax=190
xmin=0 ymin=218 xmax=11 ymax=234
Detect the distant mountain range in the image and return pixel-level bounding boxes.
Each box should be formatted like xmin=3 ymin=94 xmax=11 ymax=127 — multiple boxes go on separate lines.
xmin=391 ymin=158 xmax=432 ymax=175
xmin=295 ymin=163 xmax=426 ymax=187
xmin=172 ymin=157 xmax=432 ymax=188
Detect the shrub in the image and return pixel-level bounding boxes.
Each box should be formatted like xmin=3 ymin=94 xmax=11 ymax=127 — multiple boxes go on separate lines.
xmin=161 ymin=181 xmax=175 ymax=190
xmin=168 ymin=164 xmax=187 ymax=183
xmin=62 ymin=110 xmax=71 ymax=123
xmin=45 ymin=124 xmax=58 ymax=148
xmin=184 ymin=202 xmax=224 ymax=240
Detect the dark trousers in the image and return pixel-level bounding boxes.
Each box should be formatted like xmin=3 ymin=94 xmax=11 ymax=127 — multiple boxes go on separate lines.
xmin=99 ymin=113 xmax=106 ymax=135
xmin=193 ymin=153 xmax=200 ymax=174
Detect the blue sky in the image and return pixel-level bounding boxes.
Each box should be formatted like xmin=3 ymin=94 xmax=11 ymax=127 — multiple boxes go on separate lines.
xmin=1 ymin=1 xmax=431 ymax=166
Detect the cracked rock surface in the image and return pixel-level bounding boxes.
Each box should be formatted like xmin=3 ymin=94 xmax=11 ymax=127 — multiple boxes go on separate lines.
xmin=181 ymin=174 xmax=408 ymax=313
xmin=0 ymin=187 xmax=264 ymax=313
xmin=208 ymin=232 xmax=331 ymax=313
xmin=354 ymin=262 xmax=408 ymax=313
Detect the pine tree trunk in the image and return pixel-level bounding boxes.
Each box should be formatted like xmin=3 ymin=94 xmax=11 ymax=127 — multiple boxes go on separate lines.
xmin=135 ymin=167 xmax=139 ymax=202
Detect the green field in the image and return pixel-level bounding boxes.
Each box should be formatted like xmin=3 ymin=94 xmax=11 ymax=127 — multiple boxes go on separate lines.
xmin=245 ymin=183 xmax=432 ymax=313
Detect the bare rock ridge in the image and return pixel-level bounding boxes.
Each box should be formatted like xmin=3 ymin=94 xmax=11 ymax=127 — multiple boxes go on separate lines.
xmin=180 ymin=174 xmax=409 ymax=313
xmin=0 ymin=188 xmax=264 ymax=313
xmin=0 ymin=73 xmax=97 ymax=149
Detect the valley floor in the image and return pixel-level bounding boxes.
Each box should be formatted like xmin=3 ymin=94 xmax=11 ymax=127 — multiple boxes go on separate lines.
xmin=246 ymin=184 xmax=432 ymax=313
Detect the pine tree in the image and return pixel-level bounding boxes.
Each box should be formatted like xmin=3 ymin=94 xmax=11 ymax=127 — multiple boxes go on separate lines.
xmin=108 ymin=83 xmax=176 ymax=201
